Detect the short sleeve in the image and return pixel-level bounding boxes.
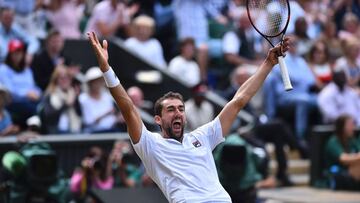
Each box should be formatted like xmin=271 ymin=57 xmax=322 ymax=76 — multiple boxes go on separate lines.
xmin=191 ymin=117 xmax=224 ymax=150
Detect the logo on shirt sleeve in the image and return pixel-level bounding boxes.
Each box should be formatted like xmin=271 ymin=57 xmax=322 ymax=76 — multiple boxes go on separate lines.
xmin=192 ymin=139 xmax=202 ymax=148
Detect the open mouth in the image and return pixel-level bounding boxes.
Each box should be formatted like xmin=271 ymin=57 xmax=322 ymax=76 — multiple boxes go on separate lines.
xmin=172 ymin=121 xmax=182 ymax=132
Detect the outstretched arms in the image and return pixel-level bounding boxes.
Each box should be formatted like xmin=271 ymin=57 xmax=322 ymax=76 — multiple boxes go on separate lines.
xmin=218 ymin=37 xmax=290 ymax=136
xmin=87 ymin=32 xmax=143 ymax=144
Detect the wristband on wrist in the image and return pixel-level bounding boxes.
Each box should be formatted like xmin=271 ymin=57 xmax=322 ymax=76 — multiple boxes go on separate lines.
xmin=103 ymin=67 xmax=120 ymax=88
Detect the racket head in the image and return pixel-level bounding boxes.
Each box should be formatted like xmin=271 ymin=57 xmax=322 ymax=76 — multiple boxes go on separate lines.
xmin=246 ymin=0 xmax=290 ymax=38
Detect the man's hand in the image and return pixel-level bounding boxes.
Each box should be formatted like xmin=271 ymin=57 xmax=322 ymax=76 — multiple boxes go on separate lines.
xmin=87 ymin=32 xmax=110 ymax=72
xmin=266 ymin=37 xmax=291 ymax=66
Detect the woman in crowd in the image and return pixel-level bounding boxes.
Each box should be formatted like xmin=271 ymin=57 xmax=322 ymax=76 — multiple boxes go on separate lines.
xmin=39 ymin=65 xmax=82 ymax=134
xmin=0 ymin=39 xmax=41 ymax=128
xmin=324 ymin=115 xmax=360 ymax=190
xmin=307 ymin=40 xmax=333 ymax=90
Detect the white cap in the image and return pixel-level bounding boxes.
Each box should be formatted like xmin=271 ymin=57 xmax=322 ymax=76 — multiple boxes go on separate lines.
xmin=26 ymin=115 xmax=41 ymax=127
xmin=85 ymin=66 xmax=103 ymax=82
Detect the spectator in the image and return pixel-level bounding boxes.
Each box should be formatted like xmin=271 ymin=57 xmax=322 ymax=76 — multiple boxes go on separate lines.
xmin=70 ymin=146 xmax=114 ymax=200
xmin=39 ymin=65 xmax=82 ymax=134
xmin=294 ymin=16 xmax=314 ymax=56
xmin=318 ymin=20 xmax=343 ymax=62
xmin=185 ymin=83 xmax=214 ymax=131
xmin=168 ymin=37 xmax=201 ymax=87
xmin=222 ymin=11 xmax=260 ymax=68
xmin=125 ymin=15 xmax=166 ymax=69
xmin=324 ymin=115 xmax=360 ymax=190
xmin=338 ymin=12 xmax=360 ymax=40
xmin=46 ymin=0 xmax=85 ymax=39
xmin=0 ymin=85 xmax=19 ymax=136
xmin=85 ymin=0 xmax=138 ymax=39
xmin=127 ymin=86 xmax=158 ymax=132
xmin=0 ymin=39 xmax=41 ymax=128
xmin=173 ymin=0 xmax=228 ymax=81
xmin=318 ymin=69 xmax=360 ymax=126
xmin=79 ymin=66 xmax=119 ymax=133
xmin=4 ymin=0 xmax=47 ymax=39
xmin=307 ymin=40 xmax=333 ymax=89
xmin=263 ymin=36 xmax=318 ymax=141
xmin=31 ymin=29 xmax=69 ymax=91
xmin=0 ymin=5 xmax=40 ymax=64
xmin=110 ymin=140 xmax=142 ymax=187
xmin=334 ymin=36 xmax=360 ymax=89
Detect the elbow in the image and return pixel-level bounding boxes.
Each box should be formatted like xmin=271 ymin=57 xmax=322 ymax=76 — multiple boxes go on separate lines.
xmin=233 ymin=94 xmax=250 ymax=110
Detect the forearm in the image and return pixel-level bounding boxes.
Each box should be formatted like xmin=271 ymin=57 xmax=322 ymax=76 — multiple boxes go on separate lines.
xmin=340 ymin=153 xmax=360 ymax=166
xmin=232 ymin=60 xmax=273 ymax=108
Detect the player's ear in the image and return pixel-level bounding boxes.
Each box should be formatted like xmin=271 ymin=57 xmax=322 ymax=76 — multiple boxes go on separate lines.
xmin=154 ymin=115 xmax=162 ymax=125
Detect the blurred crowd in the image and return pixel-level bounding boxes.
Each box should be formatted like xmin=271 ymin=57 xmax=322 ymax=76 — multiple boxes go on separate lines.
xmin=0 ymin=0 xmax=360 ymax=201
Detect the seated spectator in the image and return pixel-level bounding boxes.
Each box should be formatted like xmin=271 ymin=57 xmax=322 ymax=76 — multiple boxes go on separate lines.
xmin=0 ymin=85 xmax=19 ymax=136
xmin=306 ymin=40 xmax=333 ymax=89
xmin=39 ymin=65 xmax=82 ymax=134
xmin=0 ymin=5 xmax=40 ymax=64
xmin=0 ymin=39 xmax=41 ymax=128
xmin=213 ymin=133 xmax=276 ymax=203
xmin=294 ymin=16 xmax=314 ymax=56
xmin=185 ymin=83 xmax=214 ymax=131
xmin=264 ymin=36 xmax=319 ymax=141
xmin=110 ymin=140 xmax=142 ymax=187
xmin=318 ymin=69 xmax=360 ymax=126
xmin=318 ymin=20 xmax=343 ymax=62
xmin=85 ymin=0 xmax=138 ymax=39
xmin=70 ymin=146 xmax=114 ymax=200
xmin=334 ymin=36 xmax=360 ymax=89
xmin=79 ymin=67 xmax=120 ymax=133
xmin=222 ymin=12 xmax=260 ymax=68
xmin=324 ymin=115 xmax=360 ymax=190
xmin=168 ymin=37 xmax=201 ymax=87
xmin=173 ymin=0 xmax=228 ymax=81
xmin=45 ymin=0 xmax=85 ymax=39
xmin=31 ymin=29 xmax=69 ymax=91
xmin=124 ymin=15 xmax=166 ymax=69
xmin=338 ymin=12 xmax=359 ymax=40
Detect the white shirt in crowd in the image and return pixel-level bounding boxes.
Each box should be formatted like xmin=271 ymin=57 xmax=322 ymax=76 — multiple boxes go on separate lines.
xmin=133 ymin=117 xmax=231 ymax=203
xmin=79 ymin=90 xmax=117 ymax=132
xmin=125 ymin=37 xmax=167 ymax=69
xmin=168 ymin=56 xmax=200 ymax=87
xmin=318 ymin=82 xmax=360 ymax=126
xmin=185 ymin=99 xmax=214 ymax=131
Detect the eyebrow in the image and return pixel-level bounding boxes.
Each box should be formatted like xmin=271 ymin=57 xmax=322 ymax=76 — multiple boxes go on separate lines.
xmin=165 ymin=104 xmax=184 ymax=110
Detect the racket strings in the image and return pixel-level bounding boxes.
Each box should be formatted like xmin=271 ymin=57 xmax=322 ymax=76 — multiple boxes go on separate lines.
xmin=247 ymin=0 xmax=289 ymax=37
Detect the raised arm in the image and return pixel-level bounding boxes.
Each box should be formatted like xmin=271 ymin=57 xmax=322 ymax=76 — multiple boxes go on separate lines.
xmin=87 ymin=32 xmax=143 ymax=144
xmin=218 ymin=37 xmax=290 ymax=136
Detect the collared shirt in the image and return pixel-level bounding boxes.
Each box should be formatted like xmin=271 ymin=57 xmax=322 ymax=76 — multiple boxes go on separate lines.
xmin=318 ymin=82 xmax=360 ymax=126
xmin=0 ymin=22 xmax=40 ymax=61
xmin=133 ymin=117 xmax=231 ymax=203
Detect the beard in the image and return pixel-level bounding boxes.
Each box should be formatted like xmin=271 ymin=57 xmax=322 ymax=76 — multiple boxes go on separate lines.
xmin=164 ymin=124 xmax=184 ymax=142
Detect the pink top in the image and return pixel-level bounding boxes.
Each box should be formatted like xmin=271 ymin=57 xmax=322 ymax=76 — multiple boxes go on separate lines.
xmin=70 ymin=170 xmax=114 ymax=193
xmin=46 ymin=0 xmax=84 ymax=39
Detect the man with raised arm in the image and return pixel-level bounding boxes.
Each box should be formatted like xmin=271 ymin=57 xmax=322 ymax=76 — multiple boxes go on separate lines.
xmin=87 ymin=32 xmax=289 ymax=203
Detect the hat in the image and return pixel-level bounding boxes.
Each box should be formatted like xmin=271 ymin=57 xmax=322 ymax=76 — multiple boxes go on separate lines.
xmin=133 ymin=15 xmax=155 ymax=27
xmin=8 ymin=39 xmax=25 ymax=53
xmin=85 ymin=66 xmax=103 ymax=82
xmin=26 ymin=115 xmax=41 ymax=127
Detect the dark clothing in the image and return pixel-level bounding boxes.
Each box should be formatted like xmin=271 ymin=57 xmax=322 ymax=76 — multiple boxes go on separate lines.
xmin=31 ymin=50 xmax=68 ymax=91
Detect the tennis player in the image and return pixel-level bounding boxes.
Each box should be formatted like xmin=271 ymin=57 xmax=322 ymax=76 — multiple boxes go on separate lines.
xmin=87 ymin=31 xmax=290 ymax=203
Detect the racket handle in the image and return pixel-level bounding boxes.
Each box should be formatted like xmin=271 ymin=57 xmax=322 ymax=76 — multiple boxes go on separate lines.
xmin=278 ymin=56 xmax=293 ymax=91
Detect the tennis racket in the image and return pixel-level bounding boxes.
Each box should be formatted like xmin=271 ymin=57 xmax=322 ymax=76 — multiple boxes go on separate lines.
xmin=246 ymin=0 xmax=293 ymax=91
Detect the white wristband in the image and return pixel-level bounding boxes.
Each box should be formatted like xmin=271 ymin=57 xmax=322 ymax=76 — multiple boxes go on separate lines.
xmin=103 ymin=67 xmax=120 ymax=88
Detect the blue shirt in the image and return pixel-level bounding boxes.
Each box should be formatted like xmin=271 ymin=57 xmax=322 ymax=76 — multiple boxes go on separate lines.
xmin=0 ymin=110 xmax=12 ymax=132
xmin=0 ymin=64 xmax=41 ymax=102
xmin=0 ymin=22 xmax=40 ymax=61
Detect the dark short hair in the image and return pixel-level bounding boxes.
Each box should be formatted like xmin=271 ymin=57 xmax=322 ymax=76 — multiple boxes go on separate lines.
xmin=154 ymin=92 xmax=184 ymax=116
xmin=179 ymin=37 xmax=195 ymax=50
xmin=46 ymin=29 xmax=61 ymax=43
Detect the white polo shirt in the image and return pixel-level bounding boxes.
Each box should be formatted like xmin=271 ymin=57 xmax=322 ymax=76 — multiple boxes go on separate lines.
xmin=133 ymin=117 xmax=231 ymax=203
